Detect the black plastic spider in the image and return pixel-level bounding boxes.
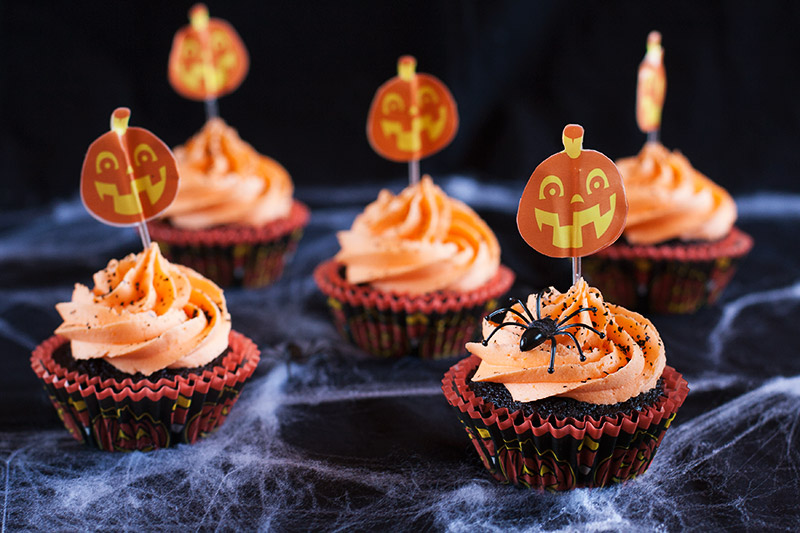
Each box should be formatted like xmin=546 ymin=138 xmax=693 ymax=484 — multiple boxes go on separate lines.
xmin=481 ymin=293 xmax=606 ymax=374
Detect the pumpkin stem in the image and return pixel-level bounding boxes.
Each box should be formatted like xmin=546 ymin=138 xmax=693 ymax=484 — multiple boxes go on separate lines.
xmin=397 ymin=56 xmax=417 ymax=82
xmin=190 ymin=4 xmax=209 ymax=31
xmin=110 ymin=108 xmax=130 ymax=136
xmin=562 ymin=124 xmax=584 ymax=159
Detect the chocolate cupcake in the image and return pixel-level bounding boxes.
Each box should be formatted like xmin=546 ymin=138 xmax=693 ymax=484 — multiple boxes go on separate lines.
xmin=583 ymin=142 xmax=752 ymax=313
xmin=30 ymin=243 xmax=260 ymax=451
xmin=315 ymin=176 xmax=514 ymax=359
xmin=442 ymin=279 xmax=688 ymax=489
xmin=148 ymin=118 xmax=309 ymax=288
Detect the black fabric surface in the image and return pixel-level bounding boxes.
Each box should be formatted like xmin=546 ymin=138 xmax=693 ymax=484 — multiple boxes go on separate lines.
xmin=3 ymin=1 xmax=800 ymax=209
xmin=2 ymin=178 xmax=799 ymax=531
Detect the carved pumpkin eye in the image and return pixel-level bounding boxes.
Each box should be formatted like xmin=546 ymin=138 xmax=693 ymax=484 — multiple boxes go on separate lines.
xmin=538 ymin=175 xmax=564 ymax=200
xmin=211 ymin=30 xmax=230 ymax=52
xmin=95 ymin=151 xmax=119 ymax=174
xmin=419 ymin=86 xmax=439 ymax=105
xmin=381 ymin=92 xmax=405 ymax=114
xmin=182 ymin=38 xmax=200 ymax=59
xmin=134 ymin=143 xmax=158 ymax=167
xmin=585 ymin=168 xmax=609 ymax=195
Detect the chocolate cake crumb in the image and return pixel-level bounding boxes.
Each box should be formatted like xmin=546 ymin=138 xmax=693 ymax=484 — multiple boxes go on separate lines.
xmin=468 ymin=367 xmax=665 ymax=419
xmin=52 ymin=342 xmax=230 ymax=382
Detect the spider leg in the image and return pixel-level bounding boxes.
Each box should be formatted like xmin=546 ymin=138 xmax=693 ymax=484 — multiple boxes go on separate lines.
xmin=556 ymin=306 xmax=598 ymax=326
xmin=487 ymin=306 xmax=530 ymax=325
xmin=554 ymin=330 xmax=586 ymax=362
xmin=506 ymin=297 xmax=537 ymax=323
xmin=481 ymin=322 xmax=526 ymax=346
xmin=548 ymin=337 xmax=557 ymax=374
xmin=535 ymin=291 xmax=543 ymax=320
xmin=556 ymin=322 xmax=606 ymax=339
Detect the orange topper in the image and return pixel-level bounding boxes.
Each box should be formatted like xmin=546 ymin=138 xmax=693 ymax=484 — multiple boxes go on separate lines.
xmin=636 ymin=31 xmax=666 ymax=134
xmin=80 ymin=108 xmax=179 ymax=227
xmin=517 ymin=125 xmax=627 ymax=258
xmin=367 ymin=56 xmax=459 ymax=162
xmin=168 ymin=4 xmax=249 ymax=101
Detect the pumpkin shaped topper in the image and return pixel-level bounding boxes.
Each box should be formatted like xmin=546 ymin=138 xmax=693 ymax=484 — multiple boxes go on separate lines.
xmin=367 ymin=56 xmax=459 ymax=162
xmin=517 ymin=124 xmax=627 ymax=258
xmin=168 ymin=3 xmax=249 ymax=102
xmin=80 ymin=108 xmax=179 ymax=228
xmin=636 ymin=31 xmax=666 ymax=135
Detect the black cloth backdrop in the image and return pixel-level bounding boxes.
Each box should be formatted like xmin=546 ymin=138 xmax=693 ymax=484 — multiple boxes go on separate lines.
xmin=2 ymin=0 xmax=799 ymax=209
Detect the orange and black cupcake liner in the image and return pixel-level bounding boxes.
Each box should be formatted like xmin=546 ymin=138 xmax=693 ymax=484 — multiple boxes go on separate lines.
xmin=584 ymin=226 xmax=753 ymax=313
xmin=30 ymin=330 xmax=260 ymax=452
xmin=442 ymin=355 xmax=689 ymax=490
xmin=314 ymin=261 xmax=515 ymax=359
xmin=148 ymin=200 xmax=309 ymax=288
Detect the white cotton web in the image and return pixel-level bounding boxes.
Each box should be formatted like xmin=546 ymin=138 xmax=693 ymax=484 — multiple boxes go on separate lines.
xmin=5 ymin=350 xmax=800 ymax=531
xmin=3 ymin=186 xmax=800 ymax=531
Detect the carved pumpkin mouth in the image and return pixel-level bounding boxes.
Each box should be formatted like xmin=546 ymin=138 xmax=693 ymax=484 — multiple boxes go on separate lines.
xmin=95 ymin=166 xmax=167 ymax=216
xmin=379 ymin=106 xmax=449 ymax=152
xmin=534 ymin=193 xmax=616 ymax=249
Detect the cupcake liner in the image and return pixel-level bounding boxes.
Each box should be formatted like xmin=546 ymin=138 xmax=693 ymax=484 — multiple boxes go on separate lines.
xmin=442 ymin=355 xmax=689 ymax=490
xmin=148 ymin=200 xmax=310 ymax=288
xmin=314 ymin=260 xmax=515 ymax=359
xmin=30 ymin=330 xmax=260 ymax=452
xmin=583 ymin=226 xmax=753 ymax=313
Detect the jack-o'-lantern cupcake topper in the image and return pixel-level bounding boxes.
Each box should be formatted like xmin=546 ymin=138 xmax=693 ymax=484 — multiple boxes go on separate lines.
xmin=636 ymin=31 xmax=666 ymax=141
xmin=168 ymin=3 xmax=249 ymax=119
xmin=518 ymin=124 xmax=627 ymax=282
xmin=80 ymin=108 xmax=180 ymax=250
xmin=367 ymin=55 xmax=459 ymax=184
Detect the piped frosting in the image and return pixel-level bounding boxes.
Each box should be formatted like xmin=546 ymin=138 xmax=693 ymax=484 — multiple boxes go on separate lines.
xmin=467 ymin=279 xmax=665 ymax=405
xmin=616 ymin=141 xmax=736 ymax=245
xmin=335 ymin=176 xmax=501 ymax=295
xmin=164 ymin=118 xmax=293 ymax=229
xmin=55 ymin=243 xmax=231 ymax=376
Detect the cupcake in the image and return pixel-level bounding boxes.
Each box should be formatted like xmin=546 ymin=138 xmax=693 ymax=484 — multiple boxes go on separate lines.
xmin=30 ymin=243 xmax=260 ymax=451
xmin=442 ymin=278 xmax=689 ymax=490
xmin=583 ymin=142 xmax=752 ymax=313
xmin=314 ymin=176 xmax=515 ymax=359
xmin=147 ymin=118 xmax=309 ymax=288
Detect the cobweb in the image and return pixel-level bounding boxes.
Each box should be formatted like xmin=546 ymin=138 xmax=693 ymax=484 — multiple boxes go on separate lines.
xmin=2 ymin=185 xmax=800 ymax=532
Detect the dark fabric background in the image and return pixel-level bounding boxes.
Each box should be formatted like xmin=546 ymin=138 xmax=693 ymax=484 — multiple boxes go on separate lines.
xmin=2 ymin=0 xmax=799 ymax=209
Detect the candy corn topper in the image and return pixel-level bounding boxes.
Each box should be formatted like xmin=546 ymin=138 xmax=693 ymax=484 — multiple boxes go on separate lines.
xmin=168 ymin=4 xmax=249 ymax=103
xmin=636 ymin=31 xmax=666 ymax=138
xmin=517 ymin=124 xmax=627 ymax=262
xmin=367 ymin=56 xmax=459 ymax=183
xmin=80 ymin=108 xmax=179 ymax=246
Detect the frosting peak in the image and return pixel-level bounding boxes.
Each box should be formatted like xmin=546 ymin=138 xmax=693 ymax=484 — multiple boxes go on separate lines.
xmin=164 ymin=118 xmax=293 ymax=229
xmin=467 ymin=279 xmax=665 ymax=405
xmin=55 ymin=243 xmax=231 ymax=376
xmin=617 ymin=141 xmax=736 ymax=245
xmin=335 ymin=176 xmax=501 ymax=294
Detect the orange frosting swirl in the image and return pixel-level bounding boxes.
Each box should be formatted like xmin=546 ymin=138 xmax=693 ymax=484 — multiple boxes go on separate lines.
xmin=55 ymin=243 xmax=231 ymax=376
xmin=335 ymin=176 xmax=501 ymax=295
xmin=467 ymin=279 xmax=665 ymax=405
xmin=164 ymin=118 xmax=293 ymax=229
xmin=616 ymin=141 xmax=736 ymax=245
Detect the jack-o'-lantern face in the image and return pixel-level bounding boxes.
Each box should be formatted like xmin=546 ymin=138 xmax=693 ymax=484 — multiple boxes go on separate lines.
xmin=168 ymin=4 xmax=249 ymax=101
xmin=517 ymin=125 xmax=627 ymax=257
xmin=81 ymin=108 xmax=179 ymax=226
xmin=367 ymin=56 xmax=459 ymax=162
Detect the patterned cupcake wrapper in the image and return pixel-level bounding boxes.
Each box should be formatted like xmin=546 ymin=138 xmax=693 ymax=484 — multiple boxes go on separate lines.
xmin=314 ymin=260 xmax=515 ymax=359
xmin=442 ymin=355 xmax=689 ymax=490
xmin=30 ymin=331 xmax=260 ymax=452
xmin=583 ymin=226 xmax=753 ymax=313
xmin=148 ymin=200 xmax=309 ymax=288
